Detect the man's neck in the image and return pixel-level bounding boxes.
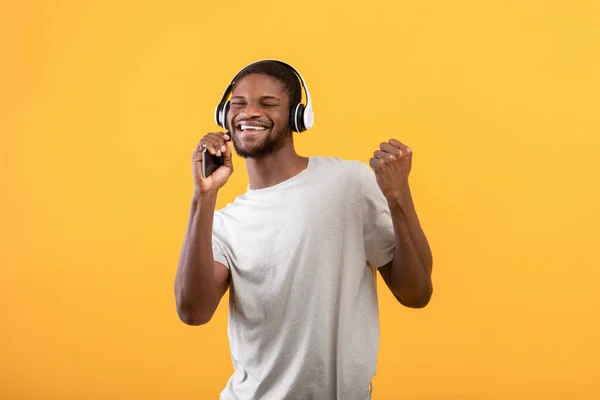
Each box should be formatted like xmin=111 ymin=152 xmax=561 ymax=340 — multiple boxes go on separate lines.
xmin=245 ymin=146 xmax=309 ymax=190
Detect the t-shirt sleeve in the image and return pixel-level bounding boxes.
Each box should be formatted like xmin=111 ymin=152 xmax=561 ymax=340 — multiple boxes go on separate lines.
xmin=212 ymin=213 xmax=230 ymax=269
xmin=357 ymin=161 xmax=396 ymax=268
xmin=212 ymin=236 xmax=230 ymax=268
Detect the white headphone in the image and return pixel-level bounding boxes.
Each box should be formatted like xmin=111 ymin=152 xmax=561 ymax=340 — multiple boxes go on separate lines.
xmin=214 ymin=59 xmax=314 ymax=133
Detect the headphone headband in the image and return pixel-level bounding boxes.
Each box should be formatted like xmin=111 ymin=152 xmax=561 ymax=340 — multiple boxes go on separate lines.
xmin=214 ymin=59 xmax=314 ymax=132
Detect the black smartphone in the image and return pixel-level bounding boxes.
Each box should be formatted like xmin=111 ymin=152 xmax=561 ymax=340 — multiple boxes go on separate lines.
xmin=201 ymin=147 xmax=224 ymax=178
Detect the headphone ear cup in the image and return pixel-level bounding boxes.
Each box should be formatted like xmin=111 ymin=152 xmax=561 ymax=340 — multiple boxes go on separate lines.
xmin=219 ymin=101 xmax=230 ymax=130
xmin=289 ymin=104 xmax=297 ymax=132
xmin=291 ymin=103 xmax=306 ymax=132
xmin=215 ymin=103 xmax=224 ymax=128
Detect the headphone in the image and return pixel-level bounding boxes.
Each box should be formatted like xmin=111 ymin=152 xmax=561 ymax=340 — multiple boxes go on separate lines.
xmin=214 ymin=59 xmax=314 ymax=133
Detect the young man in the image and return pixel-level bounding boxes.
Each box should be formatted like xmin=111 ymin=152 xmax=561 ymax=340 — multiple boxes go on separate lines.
xmin=174 ymin=60 xmax=433 ymax=400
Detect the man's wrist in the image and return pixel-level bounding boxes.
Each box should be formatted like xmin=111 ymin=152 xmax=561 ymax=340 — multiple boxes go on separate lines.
xmin=193 ymin=190 xmax=219 ymax=204
xmin=387 ymin=188 xmax=420 ymax=226
xmin=385 ymin=185 xmax=412 ymax=209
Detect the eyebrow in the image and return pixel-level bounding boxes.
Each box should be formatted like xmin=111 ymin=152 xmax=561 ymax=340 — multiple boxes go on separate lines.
xmin=231 ymin=95 xmax=281 ymax=101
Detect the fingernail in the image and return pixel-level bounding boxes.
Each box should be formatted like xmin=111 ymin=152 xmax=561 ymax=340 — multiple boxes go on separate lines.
xmin=216 ymin=150 xmax=221 ymax=157
xmin=221 ymin=145 xmax=226 ymax=152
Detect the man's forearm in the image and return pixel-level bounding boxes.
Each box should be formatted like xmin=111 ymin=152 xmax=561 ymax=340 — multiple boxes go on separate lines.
xmin=174 ymin=192 xmax=220 ymax=324
xmin=387 ymin=186 xmax=433 ymax=306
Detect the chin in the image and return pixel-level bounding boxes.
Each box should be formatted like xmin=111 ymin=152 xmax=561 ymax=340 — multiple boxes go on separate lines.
xmin=232 ymin=136 xmax=284 ymax=159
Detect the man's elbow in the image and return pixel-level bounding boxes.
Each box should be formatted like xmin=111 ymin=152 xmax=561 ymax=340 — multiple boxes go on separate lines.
xmin=176 ymin=303 xmax=214 ymax=326
xmin=399 ymin=285 xmax=433 ymax=309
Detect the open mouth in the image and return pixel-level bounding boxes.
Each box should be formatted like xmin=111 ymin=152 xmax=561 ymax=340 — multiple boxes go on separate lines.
xmin=236 ymin=123 xmax=270 ymax=134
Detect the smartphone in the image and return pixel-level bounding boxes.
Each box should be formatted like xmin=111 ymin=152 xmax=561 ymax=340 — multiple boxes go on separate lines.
xmin=201 ymin=147 xmax=224 ymax=178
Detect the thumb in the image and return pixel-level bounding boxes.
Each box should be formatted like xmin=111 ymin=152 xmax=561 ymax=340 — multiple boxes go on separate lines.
xmin=223 ymin=140 xmax=233 ymax=168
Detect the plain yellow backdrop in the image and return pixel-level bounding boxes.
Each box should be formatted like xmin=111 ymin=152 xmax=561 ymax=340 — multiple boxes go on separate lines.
xmin=1 ymin=1 xmax=599 ymax=399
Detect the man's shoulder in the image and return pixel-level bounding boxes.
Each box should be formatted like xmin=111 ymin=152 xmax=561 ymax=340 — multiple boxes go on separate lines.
xmin=311 ymin=155 xmax=370 ymax=174
xmin=311 ymin=156 xmax=374 ymax=188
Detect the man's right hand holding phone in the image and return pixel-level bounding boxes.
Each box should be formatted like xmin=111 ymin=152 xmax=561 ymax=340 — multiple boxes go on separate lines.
xmin=192 ymin=132 xmax=233 ymax=195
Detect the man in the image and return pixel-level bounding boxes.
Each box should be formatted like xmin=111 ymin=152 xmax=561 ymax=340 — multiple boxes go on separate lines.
xmin=174 ymin=60 xmax=433 ymax=400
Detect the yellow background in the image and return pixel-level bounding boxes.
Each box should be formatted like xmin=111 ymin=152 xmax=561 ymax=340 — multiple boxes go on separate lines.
xmin=1 ymin=1 xmax=599 ymax=399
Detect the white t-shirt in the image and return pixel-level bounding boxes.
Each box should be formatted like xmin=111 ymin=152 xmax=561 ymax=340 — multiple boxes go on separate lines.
xmin=212 ymin=156 xmax=395 ymax=400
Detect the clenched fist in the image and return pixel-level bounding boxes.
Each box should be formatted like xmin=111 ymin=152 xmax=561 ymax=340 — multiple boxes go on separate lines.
xmin=369 ymin=139 xmax=413 ymax=202
xmin=192 ymin=132 xmax=233 ymax=195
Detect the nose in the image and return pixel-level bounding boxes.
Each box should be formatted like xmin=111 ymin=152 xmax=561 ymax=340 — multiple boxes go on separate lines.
xmin=240 ymin=103 xmax=262 ymax=118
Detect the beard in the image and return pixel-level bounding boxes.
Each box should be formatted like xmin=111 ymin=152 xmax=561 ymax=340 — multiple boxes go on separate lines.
xmin=231 ymin=128 xmax=292 ymax=159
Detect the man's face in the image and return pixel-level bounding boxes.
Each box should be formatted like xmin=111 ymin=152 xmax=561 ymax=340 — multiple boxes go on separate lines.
xmin=227 ymin=73 xmax=291 ymax=159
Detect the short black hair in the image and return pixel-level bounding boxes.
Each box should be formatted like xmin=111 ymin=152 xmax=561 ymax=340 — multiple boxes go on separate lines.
xmin=232 ymin=60 xmax=302 ymax=106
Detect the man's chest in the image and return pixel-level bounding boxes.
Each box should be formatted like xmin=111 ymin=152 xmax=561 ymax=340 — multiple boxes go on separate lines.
xmin=222 ymin=184 xmax=362 ymax=280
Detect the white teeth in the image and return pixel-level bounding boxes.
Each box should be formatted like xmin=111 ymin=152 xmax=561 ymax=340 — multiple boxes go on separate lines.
xmin=240 ymin=125 xmax=267 ymax=131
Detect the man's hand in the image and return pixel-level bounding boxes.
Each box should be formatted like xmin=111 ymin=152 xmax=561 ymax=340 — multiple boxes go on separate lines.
xmin=192 ymin=132 xmax=233 ymax=195
xmin=369 ymin=139 xmax=413 ymax=202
